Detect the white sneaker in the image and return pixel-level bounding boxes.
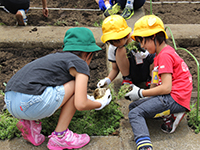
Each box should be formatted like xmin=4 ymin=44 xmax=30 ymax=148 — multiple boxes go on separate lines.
xmin=16 ymin=9 xmax=27 ymax=26
xmin=161 ymin=112 xmax=185 ymax=133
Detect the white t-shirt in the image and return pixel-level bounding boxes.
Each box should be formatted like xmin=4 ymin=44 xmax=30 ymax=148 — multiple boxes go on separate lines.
xmin=108 ymin=44 xmax=149 ymax=64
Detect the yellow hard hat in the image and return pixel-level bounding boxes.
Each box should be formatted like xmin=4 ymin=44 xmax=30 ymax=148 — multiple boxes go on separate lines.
xmin=101 ymin=15 xmax=132 ymax=43
xmin=131 ymin=15 xmax=168 ymax=41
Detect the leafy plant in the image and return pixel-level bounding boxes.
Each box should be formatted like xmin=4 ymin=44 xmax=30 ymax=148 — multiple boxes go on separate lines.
xmin=0 ymin=110 xmax=21 ymax=140
xmin=75 ymin=21 xmax=79 ymax=26
xmin=0 ymin=90 xmax=4 ymax=96
xmin=125 ymin=40 xmax=145 ymax=55
xmin=54 ymin=20 xmax=67 ymax=26
xmin=93 ymin=19 xmax=103 ymax=27
xmin=0 ymin=84 xmax=123 ymax=139
xmin=41 ymin=85 xmax=124 ymax=136
xmin=187 ymin=102 xmax=200 ymax=134
xmin=117 ymin=84 xmax=132 ymax=100
xmin=0 ymin=22 xmax=5 ymax=26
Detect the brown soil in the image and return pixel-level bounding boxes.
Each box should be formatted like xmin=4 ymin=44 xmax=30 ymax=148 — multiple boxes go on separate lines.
xmin=0 ymin=46 xmax=107 ymax=110
xmin=0 ymin=0 xmax=200 ymax=26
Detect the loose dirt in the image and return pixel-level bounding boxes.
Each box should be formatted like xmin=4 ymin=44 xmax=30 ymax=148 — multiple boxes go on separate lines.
xmin=0 ymin=0 xmax=200 ymax=26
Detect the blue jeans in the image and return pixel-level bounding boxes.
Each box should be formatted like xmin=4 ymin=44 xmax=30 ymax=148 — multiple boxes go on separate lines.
xmin=4 ymin=85 xmax=64 ymax=120
xmin=128 ymin=94 xmax=187 ymax=141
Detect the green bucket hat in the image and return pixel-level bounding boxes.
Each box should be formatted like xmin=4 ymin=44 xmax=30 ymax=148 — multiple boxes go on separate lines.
xmin=63 ymin=27 xmax=102 ymax=52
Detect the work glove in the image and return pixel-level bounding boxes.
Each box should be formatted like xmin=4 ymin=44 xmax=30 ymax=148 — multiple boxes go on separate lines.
xmin=87 ymin=94 xmax=95 ymax=101
xmin=125 ymin=84 xmax=144 ymax=101
xmin=95 ymin=89 xmax=112 ymax=110
xmin=97 ymin=77 xmax=111 ymax=88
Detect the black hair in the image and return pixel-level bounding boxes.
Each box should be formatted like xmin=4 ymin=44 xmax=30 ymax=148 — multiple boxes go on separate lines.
xmin=106 ymin=34 xmax=129 ymax=45
xmin=155 ymin=31 xmax=167 ymax=44
xmin=135 ymin=31 xmax=167 ymax=45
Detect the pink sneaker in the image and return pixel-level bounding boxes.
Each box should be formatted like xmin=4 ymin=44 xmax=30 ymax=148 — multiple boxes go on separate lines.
xmin=47 ymin=129 xmax=90 ymax=150
xmin=16 ymin=119 xmax=45 ymax=146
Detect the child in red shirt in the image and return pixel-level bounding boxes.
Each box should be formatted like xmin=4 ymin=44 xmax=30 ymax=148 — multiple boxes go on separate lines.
xmin=125 ymin=15 xmax=193 ymax=150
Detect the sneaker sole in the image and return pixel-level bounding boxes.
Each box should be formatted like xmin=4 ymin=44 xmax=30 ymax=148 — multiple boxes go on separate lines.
xmin=104 ymin=4 xmax=121 ymax=16
xmin=112 ymin=4 xmax=121 ymax=14
xmin=170 ymin=112 xmax=185 ymax=133
xmin=47 ymin=136 xmax=90 ymax=150
xmin=161 ymin=113 xmax=185 ymax=134
xmin=17 ymin=121 xmax=45 ymax=146
xmin=124 ymin=11 xmax=134 ymax=20
xmin=16 ymin=11 xmax=26 ymax=26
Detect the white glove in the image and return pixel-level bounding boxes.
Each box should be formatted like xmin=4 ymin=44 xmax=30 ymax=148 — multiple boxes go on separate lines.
xmin=95 ymin=89 xmax=112 ymax=110
xmin=97 ymin=77 xmax=111 ymax=88
xmin=124 ymin=84 xmax=144 ymax=101
xmin=87 ymin=94 xmax=95 ymax=101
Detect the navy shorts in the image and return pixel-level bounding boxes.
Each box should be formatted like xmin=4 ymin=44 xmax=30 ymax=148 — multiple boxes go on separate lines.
xmin=3 ymin=0 xmax=29 ymax=14
xmin=128 ymin=51 xmax=155 ymax=85
xmin=116 ymin=0 xmax=146 ymax=10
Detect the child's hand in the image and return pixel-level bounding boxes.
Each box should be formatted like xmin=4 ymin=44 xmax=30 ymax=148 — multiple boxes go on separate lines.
xmin=125 ymin=84 xmax=144 ymax=101
xmin=95 ymin=89 xmax=112 ymax=110
xmin=97 ymin=77 xmax=111 ymax=88
xmin=42 ymin=8 xmax=48 ymax=17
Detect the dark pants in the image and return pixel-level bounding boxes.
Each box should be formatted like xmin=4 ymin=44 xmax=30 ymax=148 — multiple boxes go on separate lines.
xmin=2 ymin=0 xmax=29 ymax=14
xmin=128 ymin=52 xmax=155 ymax=85
xmin=128 ymin=94 xmax=187 ymax=141
xmin=115 ymin=0 xmax=146 ymax=10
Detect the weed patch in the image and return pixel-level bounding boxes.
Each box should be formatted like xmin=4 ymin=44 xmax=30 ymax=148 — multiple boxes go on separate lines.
xmin=0 ymin=84 xmax=124 ymax=139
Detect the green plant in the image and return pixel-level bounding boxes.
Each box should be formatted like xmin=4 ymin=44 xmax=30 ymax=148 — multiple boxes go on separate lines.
xmin=41 ymin=86 xmax=123 ymax=136
xmin=117 ymin=84 xmax=131 ymax=100
xmin=0 ymin=83 xmax=123 ymax=139
xmin=75 ymin=21 xmax=79 ymax=26
xmin=54 ymin=20 xmax=67 ymax=26
xmin=0 ymin=110 xmax=20 ymax=140
xmin=125 ymin=40 xmax=143 ymax=54
xmin=0 ymin=90 xmax=4 ymax=96
xmin=187 ymin=103 xmax=200 ymax=134
xmin=0 ymin=22 xmax=5 ymax=26
xmin=93 ymin=19 xmax=103 ymax=27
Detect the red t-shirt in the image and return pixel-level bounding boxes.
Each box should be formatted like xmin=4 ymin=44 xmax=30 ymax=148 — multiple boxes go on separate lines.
xmin=153 ymin=45 xmax=193 ymax=111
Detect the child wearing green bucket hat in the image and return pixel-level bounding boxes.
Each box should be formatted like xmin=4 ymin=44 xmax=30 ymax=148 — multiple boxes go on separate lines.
xmin=4 ymin=27 xmax=112 ymax=150
xmin=125 ymin=15 xmax=193 ymax=150
xmin=97 ymin=15 xmax=155 ymax=89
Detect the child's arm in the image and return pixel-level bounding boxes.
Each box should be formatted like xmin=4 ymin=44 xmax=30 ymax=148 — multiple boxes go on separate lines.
xmin=97 ymin=62 xmax=119 ymax=87
xmin=125 ymin=73 xmax=172 ymax=101
xmin=70 ymin=68 xmax=111 ymax=110
xmin=107 ymin=62 xmax=120 ymax=81
xmin=42 ymin=0 xmax=48 ymax=17
xmin=143 ymin=73 xmax=172 ymax=96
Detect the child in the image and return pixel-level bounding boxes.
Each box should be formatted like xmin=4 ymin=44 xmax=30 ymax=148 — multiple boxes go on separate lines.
xmin=95 ymin=0 xmax=145 ymax=19
xmin=4 ymin=27 xmax=112 ymax=149
xmin=0 ymin=0 xmax=48 ymax=26
xmin=97 ymin=15 xmax=155 ymax=89
xmin=125 ymin=15 xmax=193 ymax=150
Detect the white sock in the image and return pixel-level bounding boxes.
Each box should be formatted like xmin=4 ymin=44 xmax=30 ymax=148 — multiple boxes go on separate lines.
xmin=105 ymin=3 xmax=111 ymax=9
xmin=126 ymin=0 xmax=134 ymax=9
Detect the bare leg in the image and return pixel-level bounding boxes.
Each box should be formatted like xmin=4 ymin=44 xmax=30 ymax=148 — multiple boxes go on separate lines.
xmin=54 ymin=81 xmax=76 ymax=132
xmin=104 ymin=0 xmax=110 ymax=5
xmin=95 ymin=0 xmax=99 ymax=4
